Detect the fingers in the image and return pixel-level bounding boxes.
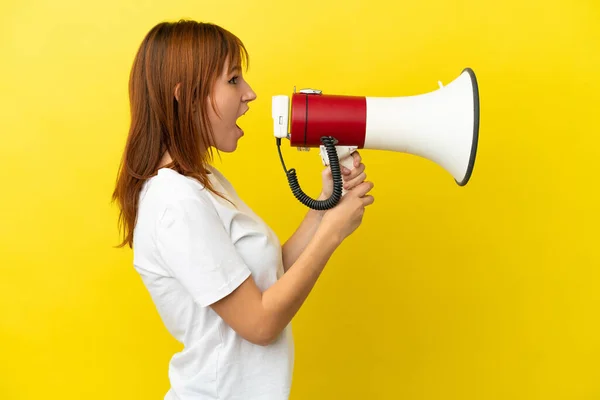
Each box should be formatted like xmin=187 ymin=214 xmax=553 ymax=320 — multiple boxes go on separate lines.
xmin=326 ymin=163 xmax=354 ymax=176
xmin=342 ymin=162 xmax=364 ymax=180
xmin=352 ymin=151 xmax=362 ymax=168
xmin=344 ymin=170 xmax=367 ymax=190
xmin=362 ymin=194 xmax=374 ymax=206
xmin=351 ymin=180 xmax=374 ymax=198
xmin=343 ymin=160 xmax=366 ymax=189
xmin=341 ymin=151 xmax=362 ymax=174
xmin=327 ymin=150 xmax=363 ymax=180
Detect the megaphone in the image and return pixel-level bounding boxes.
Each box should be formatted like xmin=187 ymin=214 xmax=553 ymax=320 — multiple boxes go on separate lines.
xmin=271 ymin=67 xmax=480 ymax=210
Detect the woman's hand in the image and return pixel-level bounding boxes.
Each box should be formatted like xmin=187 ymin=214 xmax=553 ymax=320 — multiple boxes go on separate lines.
xmin=318 ymin=151 xmax=367 ymax=200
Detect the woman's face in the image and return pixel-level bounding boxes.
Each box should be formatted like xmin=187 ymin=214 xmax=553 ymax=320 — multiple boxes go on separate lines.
xmin=206 ymin=59 xmax=257 ymax=152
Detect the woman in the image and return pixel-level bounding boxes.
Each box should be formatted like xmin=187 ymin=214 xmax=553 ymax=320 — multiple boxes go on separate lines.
xmin=112 ymin=19 xmax=374 ymax=400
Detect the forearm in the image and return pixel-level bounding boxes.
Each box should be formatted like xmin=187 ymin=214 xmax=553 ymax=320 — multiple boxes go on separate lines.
xmin=281 ymin=194 xmax=326 ymax=272
xmin=261 ymin=223 xmax=340 ymax=341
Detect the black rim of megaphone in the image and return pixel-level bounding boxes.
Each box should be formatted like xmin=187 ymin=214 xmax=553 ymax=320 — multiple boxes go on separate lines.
xmin=456 ymin=67 xmax=480 ymax=186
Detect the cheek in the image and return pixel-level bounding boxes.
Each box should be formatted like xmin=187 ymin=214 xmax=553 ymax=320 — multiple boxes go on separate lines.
xmin=222 ymin=93 xmax=239 ymax=118
xmin=210 ymin=99 xmax=233 ymax=124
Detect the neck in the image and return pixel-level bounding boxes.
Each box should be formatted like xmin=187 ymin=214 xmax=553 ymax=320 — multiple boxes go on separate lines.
xmin=159 ymin=151 xmax=173 ymax=169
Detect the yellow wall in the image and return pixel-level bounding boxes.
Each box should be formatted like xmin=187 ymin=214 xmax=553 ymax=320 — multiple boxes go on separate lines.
xmin=1 ymin=0 xmax=599 ymax=398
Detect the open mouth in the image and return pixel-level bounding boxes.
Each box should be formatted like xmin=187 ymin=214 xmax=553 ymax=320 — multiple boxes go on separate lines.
xmin=236 ymin=109 xmax=248 ymax=136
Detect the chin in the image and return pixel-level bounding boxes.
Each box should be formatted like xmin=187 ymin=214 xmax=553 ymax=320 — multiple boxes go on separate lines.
xmin=217 ymin=140 xmax=239 ymax=153
xmin=213 ymin=128 xmax=242 ymax=153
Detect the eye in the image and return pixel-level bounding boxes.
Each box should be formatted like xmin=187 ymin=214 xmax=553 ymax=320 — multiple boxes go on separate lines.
xmin=228 ymin=76 xmax=238 ymax=84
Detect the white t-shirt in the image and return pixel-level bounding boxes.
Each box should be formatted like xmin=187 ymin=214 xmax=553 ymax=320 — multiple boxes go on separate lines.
xmin=132 ymin=165 xmax=294 ymax=400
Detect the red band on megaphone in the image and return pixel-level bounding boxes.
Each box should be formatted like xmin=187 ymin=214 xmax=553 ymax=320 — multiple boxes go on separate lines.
xmin=289 ymin=93 xmax=366 ymax=148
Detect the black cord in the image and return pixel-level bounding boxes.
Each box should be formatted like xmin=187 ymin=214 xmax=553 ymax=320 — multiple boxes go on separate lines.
xmin=276 ymin=136 xmax=343 ymax=210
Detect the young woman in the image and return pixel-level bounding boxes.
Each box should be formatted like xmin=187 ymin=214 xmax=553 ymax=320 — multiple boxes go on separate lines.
xmin=112 ymin=19 xmax=374 ymax=400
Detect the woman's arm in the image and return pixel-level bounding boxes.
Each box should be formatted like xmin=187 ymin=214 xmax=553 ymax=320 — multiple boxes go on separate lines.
xmin=210 ymin=150 xmax=370 ymax=346
xmin=210 ymin=180 xmax=374 ymax=346
xmin=281 ymin=151 xmax=365 ymax=272
xmin=212 ymin=217 xmax=341 ymax=345
xmin=281 ymin=193 xmax=327 ymax=272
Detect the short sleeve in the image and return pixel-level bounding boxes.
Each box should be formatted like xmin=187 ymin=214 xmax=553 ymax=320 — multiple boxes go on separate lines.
xmin=155 ymin=195 xmax=252 ymax=307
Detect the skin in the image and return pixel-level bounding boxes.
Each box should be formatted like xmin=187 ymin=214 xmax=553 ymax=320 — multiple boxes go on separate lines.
xmin=205 ymin=61 xmax=257 ymax=153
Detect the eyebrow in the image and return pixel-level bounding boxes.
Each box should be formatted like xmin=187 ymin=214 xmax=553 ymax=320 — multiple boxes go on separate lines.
xmin=229 ymin=65 xmax=241 ymax=73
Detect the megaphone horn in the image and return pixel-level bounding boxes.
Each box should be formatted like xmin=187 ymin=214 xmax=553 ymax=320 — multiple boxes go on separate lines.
xmin=272 ymin=67 xmax=480 ymax=210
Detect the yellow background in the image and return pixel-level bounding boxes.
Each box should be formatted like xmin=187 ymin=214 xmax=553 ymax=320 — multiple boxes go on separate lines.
xmin=1 ymin=0 xmax=599 ymax=399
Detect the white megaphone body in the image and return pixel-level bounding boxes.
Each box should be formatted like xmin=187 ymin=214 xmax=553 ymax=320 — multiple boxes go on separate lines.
xmin=271 ymin=67 xmax=480 ymax=210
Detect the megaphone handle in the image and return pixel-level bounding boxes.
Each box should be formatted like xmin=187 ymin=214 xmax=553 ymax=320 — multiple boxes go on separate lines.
xmin=320 ymin=145 xmax=358 ymax=196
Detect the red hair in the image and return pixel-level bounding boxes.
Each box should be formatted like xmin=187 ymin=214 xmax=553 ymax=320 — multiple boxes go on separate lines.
xmin=112 ymin=19 xmax=248 ymax=248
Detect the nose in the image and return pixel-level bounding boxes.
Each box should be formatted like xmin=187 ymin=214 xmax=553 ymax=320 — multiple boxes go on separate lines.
xmin=242 ymin=81 xmax=257 ymax=103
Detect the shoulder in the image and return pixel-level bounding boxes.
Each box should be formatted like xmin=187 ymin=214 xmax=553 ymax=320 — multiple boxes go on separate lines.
xmin=137 ymin=168 xmax=223 ymax=230
xmin=144 ymin=168 xmax=207 ymax=202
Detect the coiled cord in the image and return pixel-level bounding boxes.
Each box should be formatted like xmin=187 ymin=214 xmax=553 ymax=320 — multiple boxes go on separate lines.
xmin=276 ymin=136 xmax=343 ymax=210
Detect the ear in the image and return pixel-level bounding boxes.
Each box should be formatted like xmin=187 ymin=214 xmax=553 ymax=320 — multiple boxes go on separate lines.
xmin=174 ymin=82 xmax=181 ymax=102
